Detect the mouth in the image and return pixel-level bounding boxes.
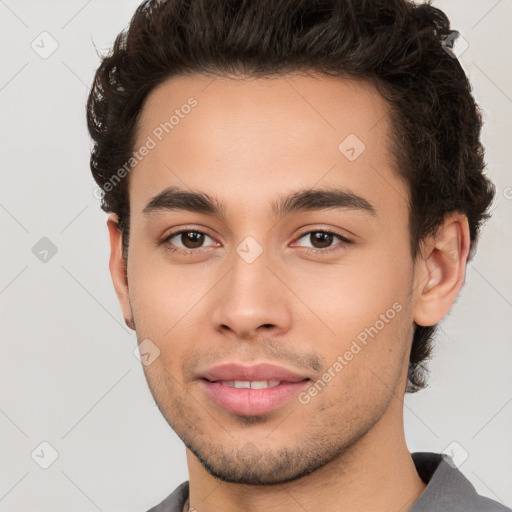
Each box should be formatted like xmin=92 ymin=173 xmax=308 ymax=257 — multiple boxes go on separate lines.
xmin=197 ymin=363 xmax=312 ymax=416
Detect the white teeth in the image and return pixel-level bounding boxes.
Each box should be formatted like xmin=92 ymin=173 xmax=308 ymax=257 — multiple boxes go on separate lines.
xmin=220 ymin=380 xmax=281 ymax=389
xmin=251 ymin=380 xmax=279 ymax=389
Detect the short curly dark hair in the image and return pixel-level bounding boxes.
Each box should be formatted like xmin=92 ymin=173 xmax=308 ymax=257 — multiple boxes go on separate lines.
xmin=87 ymin=0 xmax=495 ymax=393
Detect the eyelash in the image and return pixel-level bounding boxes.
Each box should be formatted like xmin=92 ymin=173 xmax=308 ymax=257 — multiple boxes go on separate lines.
xmin=161 ymin=228 xmax=352 ymax=256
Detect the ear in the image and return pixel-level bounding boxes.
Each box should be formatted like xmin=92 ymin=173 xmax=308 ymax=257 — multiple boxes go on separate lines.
xmin=106 ymin=213 xmax=136 ymax=330
xmin=413 ymin=213 xmax=471 ymax=327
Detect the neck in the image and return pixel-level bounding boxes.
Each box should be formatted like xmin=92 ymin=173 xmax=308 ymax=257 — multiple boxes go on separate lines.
xmin=185 ymin=403 xmax=426 ymax=512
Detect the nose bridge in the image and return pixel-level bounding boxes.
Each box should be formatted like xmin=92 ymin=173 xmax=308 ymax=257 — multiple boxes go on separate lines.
xmin=229 ymin=234 xmax=279 ymax=307
xmin=232 ymin=235 xmax=273 ymax=296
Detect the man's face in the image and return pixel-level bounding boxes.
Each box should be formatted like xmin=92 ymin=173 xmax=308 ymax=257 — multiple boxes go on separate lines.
xmin=119 ymin=74 xmax=418 ymax=484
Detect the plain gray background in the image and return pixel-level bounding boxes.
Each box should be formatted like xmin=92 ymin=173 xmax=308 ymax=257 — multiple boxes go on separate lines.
xmin=1 ymin=0 xmax=511 ymax=510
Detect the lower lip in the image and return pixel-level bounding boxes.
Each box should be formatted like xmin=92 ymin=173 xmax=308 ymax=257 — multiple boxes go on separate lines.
xmin=199 ymin=379 xmax=310 ymax=415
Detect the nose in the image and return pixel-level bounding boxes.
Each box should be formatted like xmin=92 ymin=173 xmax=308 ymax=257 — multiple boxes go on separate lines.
xmin=210 ymin=241 xmax=293 ymax=340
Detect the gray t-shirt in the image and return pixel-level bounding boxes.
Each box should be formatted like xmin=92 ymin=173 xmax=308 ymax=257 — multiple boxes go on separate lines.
xmin=145 ymin=452 xmax=510 ymax=512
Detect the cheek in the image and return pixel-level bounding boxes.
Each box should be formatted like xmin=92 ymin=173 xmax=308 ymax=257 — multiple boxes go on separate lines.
xmin=289 ymin=247 xmax=412 ymax=338
xmin=286 ymin=248 xmax=413 ymax=394
xmin=127 ymin=245 xmax=214 ymax=336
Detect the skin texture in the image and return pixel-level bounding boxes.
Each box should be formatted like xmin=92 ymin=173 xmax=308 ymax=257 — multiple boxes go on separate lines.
xmin=107 ymin=73 xmax=470 ymax=512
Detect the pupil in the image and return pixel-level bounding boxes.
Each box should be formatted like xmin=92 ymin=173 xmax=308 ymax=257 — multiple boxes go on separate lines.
xmin=183 ymin=231 xmax=204 ymax=248
xmin=312 ymin=232 xmax=332 ymax=248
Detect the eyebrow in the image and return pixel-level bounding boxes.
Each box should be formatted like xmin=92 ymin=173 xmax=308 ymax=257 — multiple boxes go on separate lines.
xmin=142 ymin=185 xmax=376 ymax=218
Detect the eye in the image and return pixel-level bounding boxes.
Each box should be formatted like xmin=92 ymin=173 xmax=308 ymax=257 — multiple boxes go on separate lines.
xmin=293 ymin=229 xmax=352 ymax=254
xmin=163 ymin=229 xmax=218 ymax=254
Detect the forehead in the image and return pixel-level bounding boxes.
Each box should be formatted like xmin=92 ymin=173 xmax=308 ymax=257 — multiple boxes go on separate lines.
xmin=135 ymin=73 xmax=389 ymax=151
xmin=129 ymin=73 xmax=407 ymax=220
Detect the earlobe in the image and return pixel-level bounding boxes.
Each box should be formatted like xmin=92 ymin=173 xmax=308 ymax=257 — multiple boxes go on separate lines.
xmin=413 ymin=213 xmax=471 ymax=327
xmin=106 ymin=213 xmax=136 ymax=331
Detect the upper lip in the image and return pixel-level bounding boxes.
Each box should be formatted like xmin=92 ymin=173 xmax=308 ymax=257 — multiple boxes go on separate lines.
xmin=199 ymin=362 xmax=311 ymax=383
